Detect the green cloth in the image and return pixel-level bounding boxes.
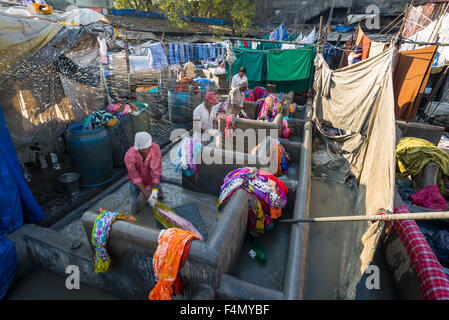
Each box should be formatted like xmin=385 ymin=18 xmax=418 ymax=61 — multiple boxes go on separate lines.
xmin=396 ymin=137 xmax=449 ymax=194
xmin=226 ymin=46 xmax=315 ymax=92
xmin=267 ymin=46 xmax=315 ymax=82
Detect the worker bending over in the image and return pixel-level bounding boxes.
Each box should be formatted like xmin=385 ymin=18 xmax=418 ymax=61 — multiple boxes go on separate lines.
xmin=124 ymin=132 xmax=163 ymax=215
xmin=226 ymin=79 xmax=248 ymax=118
xmin=193 ymin=92 xmax=220 ymax=144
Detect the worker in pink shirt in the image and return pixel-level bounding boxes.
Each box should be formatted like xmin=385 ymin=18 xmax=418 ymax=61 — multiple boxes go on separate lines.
xmin=124 ymin=132 xmax=163 ymax=215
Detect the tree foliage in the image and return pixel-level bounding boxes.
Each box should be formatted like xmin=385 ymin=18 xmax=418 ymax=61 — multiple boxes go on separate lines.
xmin=113 ymin=0 xmax=256 ymax=35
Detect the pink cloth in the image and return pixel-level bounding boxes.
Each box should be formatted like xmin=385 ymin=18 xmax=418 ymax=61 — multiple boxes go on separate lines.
xmin=393 ymin=206 xmax=449 ymax=300
xmin=124 ymin=144 xmax=162 ymax=187
xmin=410 ymin=185 xmax=448 ymax=211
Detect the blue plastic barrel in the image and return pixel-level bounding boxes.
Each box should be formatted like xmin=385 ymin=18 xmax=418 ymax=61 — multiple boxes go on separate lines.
xmin=168 ymin=90 xmax=191 ymax=126
xmin=67 ymin=123 xmax=114 ymax=187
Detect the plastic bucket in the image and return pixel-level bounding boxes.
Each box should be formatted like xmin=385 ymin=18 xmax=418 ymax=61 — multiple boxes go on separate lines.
xmin=58 ymin=172 xmax=80 ymax=196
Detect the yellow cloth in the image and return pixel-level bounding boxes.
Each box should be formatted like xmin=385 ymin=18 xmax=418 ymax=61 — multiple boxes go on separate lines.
xmin=396 ymin=137 xmax=449 ymax=194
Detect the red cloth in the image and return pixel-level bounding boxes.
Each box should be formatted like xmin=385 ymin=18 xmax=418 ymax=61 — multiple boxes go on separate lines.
xmin=124 ymin=144 xmax=162 ymax=187
xmin=258 ymin=170 xmax=289 ymax=196
xmin=410 ymin=185 xmax=448 ymax=211
xmin=393 ymin=206 xmax=449 ymax=300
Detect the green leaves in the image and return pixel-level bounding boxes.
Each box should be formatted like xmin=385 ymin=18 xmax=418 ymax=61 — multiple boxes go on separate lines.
xmin=113 ymin=0 xmax=256 ymax=36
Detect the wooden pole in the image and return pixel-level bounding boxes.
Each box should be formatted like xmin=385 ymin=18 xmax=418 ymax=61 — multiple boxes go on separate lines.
xmin=278 ymin=211 xmax=449 ymax=224
xmin=318 ymin=16 xmax=324 ymax=53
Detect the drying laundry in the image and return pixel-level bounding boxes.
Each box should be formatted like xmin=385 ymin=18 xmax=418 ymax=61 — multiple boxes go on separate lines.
xmin=149 ymin=228 xmax=199 ymax=300
xmin=91 ymin=208 xmax=136 ymax=273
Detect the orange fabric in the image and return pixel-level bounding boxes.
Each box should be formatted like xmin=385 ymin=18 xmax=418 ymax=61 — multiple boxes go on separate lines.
xmin=270 ymin=207 xmax=282 ymax=219
xmin=361 ymin=35 xmax=371 ymax=60
xmin=393 ymin=45 xmax=438 ymax=122
xmin=149 ymin=228 xmax=199 ymax=300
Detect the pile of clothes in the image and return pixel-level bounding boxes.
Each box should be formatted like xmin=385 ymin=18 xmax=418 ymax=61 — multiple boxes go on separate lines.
xmin=256 ymin=94 xmax=283 ymax=121
xmin=83 ymin=102 xmax=148 ymax=130
xmin=136 ymin=86 xmax=158 ymax=94
xmin=174 ymin=77 xmax=200 ymax=94
xmin=217 ymin=168 xmax=288 ymax=237
xmin=244 ymin=87 xmax=269 ymax=102
xmin=173 ymin=137 xmax=203 ymax=179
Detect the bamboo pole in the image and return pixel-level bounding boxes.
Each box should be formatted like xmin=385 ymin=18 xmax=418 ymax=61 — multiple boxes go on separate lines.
xmin=278 ymin=211 xmax=449 ymax=223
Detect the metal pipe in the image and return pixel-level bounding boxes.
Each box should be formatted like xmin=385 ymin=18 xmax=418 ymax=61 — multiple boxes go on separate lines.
xmin=278 ymin=211 xmax=449 ymax=223
xmin=282 ymin=103 xmax=313 ymax=300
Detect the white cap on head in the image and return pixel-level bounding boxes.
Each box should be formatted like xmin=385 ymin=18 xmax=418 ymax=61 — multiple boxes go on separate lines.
xmin=134 ymin=132 xmax=152 ymax=150
xmin=238 ymin=79 xmax=248 ymax=88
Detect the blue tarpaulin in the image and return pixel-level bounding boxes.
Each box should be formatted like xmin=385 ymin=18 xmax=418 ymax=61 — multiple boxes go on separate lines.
xmin=334 ymin=24 xmax=354 ymax=33
xmin=0 ymin=106 xmax=45 ymax=299
xmin=111 ymin=9 xmax=228 ymax=26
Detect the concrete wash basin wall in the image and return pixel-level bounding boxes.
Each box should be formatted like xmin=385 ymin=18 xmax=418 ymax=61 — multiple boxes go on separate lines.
xmin=8 ymin=188 xmax=248 ymax=300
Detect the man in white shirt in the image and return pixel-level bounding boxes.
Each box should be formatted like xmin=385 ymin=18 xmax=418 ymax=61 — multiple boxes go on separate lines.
xmin=225 ymin=79 xmax=248 ymax=118
xmin=231 ymin=66 xmax=248 ymax=89
xmin=193 ymin=92 xmax=220 ymax=144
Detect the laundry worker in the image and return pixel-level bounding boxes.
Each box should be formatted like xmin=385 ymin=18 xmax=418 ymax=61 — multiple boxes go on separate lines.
xmin=124 ymin=132 xmax=163 ymax=215
xmin=184 ymin=61 xmax=196 ymax=80
xmin=193 ymin=92 xmax=220 ymax=144
xmin=231 ymin=66 xmax=248 ymax=89
xmin=225 ymin=79 xmax=248 ymax=118
xmin=348 ymin=46 xmax=362 ymax=65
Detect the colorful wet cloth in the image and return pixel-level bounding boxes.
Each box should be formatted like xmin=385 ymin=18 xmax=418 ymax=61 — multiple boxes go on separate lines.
xmin=173 ymin=137 xmax=202 ymax=179
xmin=396 ymin=137 xmax=449 ymax=195
xmin=393 ymin=206 xmax=449 ymax=300
xmin=153 ymin=202 xmax=204 ymax=240
xmin=244 ymin=88 xmax=255 ymax=102
xmin=217 ymin=168 xmax=288 ymax=236
xmin=91 ymin=208 xmax=129 ymax=273
xmin=282 ymin=117 xmax=293 ymax=139
xmin=106 ymin=103 xmax=131 ymax=117
xmin=83 ymin=110 xmax=114 ymax=130
xmin=253 ymin=86 xmax=268 ymax=101
xmin=257 ymin=94 xmax=282 ymax=121
xmin=149 ymin=228 xmax=199 ymax=300
xmin=410 ymin=185 xmax=448 ymax=210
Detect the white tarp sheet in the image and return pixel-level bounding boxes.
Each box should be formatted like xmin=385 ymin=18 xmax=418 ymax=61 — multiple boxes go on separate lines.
xmin=313 ymin=48 xmax=396 ymax=299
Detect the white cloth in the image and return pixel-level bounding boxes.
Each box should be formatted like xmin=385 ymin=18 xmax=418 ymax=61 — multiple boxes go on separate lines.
xmin=299 ymin=27 xmax=316 ymax=45
xmin=134 ymin=132 xmax=152 ymax=150
xmin=193 ymin=102 xmax=216 ymax=142
xmin=231 ymin=74 xmax=248 ymax=89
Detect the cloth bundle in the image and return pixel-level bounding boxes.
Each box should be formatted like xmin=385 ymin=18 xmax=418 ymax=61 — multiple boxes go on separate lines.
xmin=244 ymin=88 xmax=255 ymax=102
xmin=253 ymin=86 xmax=269 ymax=101
xmin=396 ymin=137 xmax=449 ymax=195
xmin=217 ymin=168 xmax=288 ymax=237
xmin=149 ymin=228 xmax=199 ymax=300
xmin=173 ymin=137 xmax=202 ymax=178
xmin=83 ymin=110 xmax=114 ymax=130
xmin=106 ymin=103 xmax=131 ymax=118
xmin=282 ymin=117 xmax=293 ymax=139
xmin=91 ymin=208 xmax=131 ymax=273
xmin=257 ymin=94 xmax=282 ymax=121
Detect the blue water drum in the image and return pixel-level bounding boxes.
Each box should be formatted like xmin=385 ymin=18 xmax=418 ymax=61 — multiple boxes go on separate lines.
xmin=67 ymin=123 xmax=114 ymax=187
xmin=168 ymin=90 xmax=191 ymax=126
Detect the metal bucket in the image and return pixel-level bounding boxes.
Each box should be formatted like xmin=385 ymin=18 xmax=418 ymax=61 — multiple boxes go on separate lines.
xmin=58 ymin=172 xmax=80 ymax=196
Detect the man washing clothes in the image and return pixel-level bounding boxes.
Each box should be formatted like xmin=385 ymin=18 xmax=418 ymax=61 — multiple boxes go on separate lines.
xmin=231 ymin=66 xmax=248 ymax=89
xmin=124 ymin=132 xmax=163 ymax=215
xmin=225 ymin=79 xmax=248 ymax=118
xmin=193 ymin=92 xmax=220 ymax=144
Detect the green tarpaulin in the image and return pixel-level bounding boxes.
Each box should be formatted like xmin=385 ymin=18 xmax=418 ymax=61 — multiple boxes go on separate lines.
xmin=226 ymin=45 xmax=315 ymax=92
xmin=267 ymin=47 xmax=315 ymax=81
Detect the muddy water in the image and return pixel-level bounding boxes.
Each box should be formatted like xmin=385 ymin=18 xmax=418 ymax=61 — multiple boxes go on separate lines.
xmin=306 ymin=178 xmax=399 ymax=300
xmin=4 ymin=267 xmax=117 ymax=300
